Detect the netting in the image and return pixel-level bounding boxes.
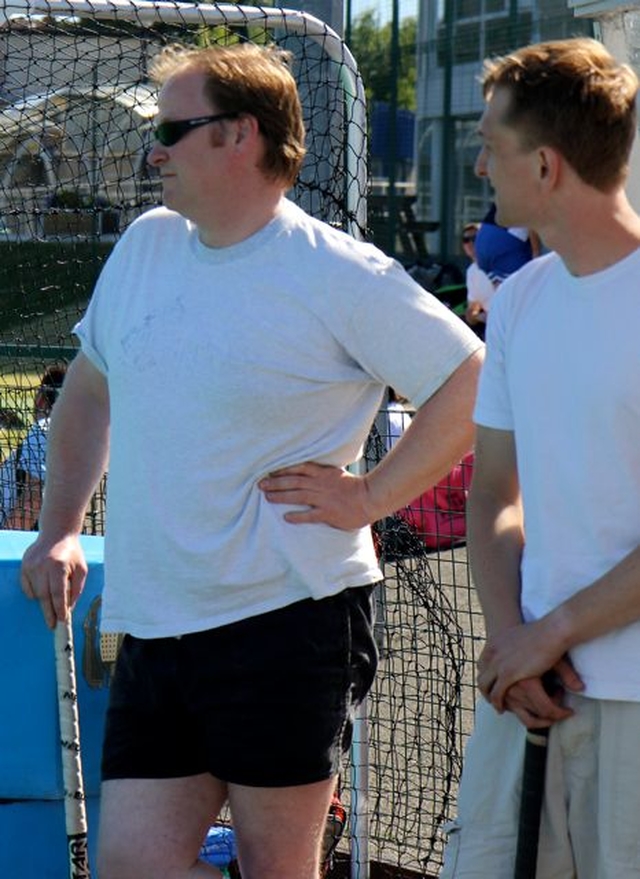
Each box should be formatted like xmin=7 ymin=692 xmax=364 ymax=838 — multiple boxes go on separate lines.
xmin=0 ymin=0 xmax=369 ymax=531
xmin=0 ymin=3 xmax=479 ymax=876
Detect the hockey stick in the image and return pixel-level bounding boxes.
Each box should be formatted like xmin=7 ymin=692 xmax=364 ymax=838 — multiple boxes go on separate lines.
xmin=54 ymin=612 xmax=92 ymax=879
xmin=513 ymin=725 xmax=550 ymax=879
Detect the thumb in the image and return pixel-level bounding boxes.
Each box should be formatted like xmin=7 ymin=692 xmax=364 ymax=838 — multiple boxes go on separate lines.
xmin=554 ymin=656 xmax=585 ymax=693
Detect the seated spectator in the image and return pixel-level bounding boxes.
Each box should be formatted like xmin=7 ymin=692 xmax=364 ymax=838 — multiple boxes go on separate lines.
xmin=461 ymin=222 xmax=494 ymax=336
xmin=1 ymin=363 xmax=67 ymax=530
xmin=474 ymin=202 xmax=541 ymax=287
xmin=463 ymin=204 xmax=541 ymax=332
xmin=384 ymin=388 xmax=412 ymax=452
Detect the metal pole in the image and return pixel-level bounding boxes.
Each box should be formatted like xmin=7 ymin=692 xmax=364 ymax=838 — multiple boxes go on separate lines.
xmin=348 ymin=451 xmax=370 ymax=879
xmin=439 ymin=0 xmax=454 ymax=261
xmin=509 ymin=0 xmax=518 ymax=47
xmin=350 ymin=697 xmax=370 ymax=879
xmin=385 ymin=0 xmax=399 ymax=256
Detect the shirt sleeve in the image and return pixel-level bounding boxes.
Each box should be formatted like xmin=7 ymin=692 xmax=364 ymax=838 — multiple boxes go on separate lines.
xmin=336 ymin=258 xmax=483 ymax=410
xmin=472 ymin=287 xmax=515 ymax=431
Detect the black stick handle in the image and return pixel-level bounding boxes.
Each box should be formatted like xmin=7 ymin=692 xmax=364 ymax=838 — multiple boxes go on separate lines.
xmin=514 ymin=726 xmax=550 ymax=879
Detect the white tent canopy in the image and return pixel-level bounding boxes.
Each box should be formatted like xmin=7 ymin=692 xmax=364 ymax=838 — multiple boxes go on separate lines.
xmin=0 ymin=82 xmax=158 ymax=237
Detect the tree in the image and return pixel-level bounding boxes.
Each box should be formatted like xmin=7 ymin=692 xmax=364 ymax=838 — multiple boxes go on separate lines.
xmin=347 ymin=10 xmax=417 ymax=112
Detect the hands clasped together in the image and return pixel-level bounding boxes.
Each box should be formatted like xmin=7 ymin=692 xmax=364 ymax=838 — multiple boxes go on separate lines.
xmin=476 ymin=618 xmax=585 ymax=729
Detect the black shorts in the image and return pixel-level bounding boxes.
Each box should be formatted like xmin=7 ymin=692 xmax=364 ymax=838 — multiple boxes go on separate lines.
xmin=101 ymin=585 xmax=378 ymax=787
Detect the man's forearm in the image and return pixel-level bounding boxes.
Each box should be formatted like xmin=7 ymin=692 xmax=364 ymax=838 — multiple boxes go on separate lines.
xmin=467 ymin=487 xmax=525 ymax=637
xmin=40 ymin=415 xmax=108 ymax=537
xmin=259 ymin=350 xmax=483 ymax=530
xmin=38 ymin=361 xmax=110 ymax=539
xmin=544 ymin=543 xmax=640 ymax=654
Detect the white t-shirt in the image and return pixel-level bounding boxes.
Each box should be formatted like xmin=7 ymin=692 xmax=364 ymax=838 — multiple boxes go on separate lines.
xmin=19 ymin=418 xmax=48 ymax=479
xmin=466 ymin=262 xmax=496 ymax=313
xmin=76 ymin=199 xmax=481 ymax=638
xmin=384 ymin=401 xmax=412 ymax=452
xmin=474 ymin=247 xmax=640 ymax=701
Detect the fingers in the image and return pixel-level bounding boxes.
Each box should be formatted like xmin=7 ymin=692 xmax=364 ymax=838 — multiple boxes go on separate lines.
xmin=20 ymin=567 xmax=35 ymax=601
xmin=259 ymin=473 xmax=317 ymax=511
xmin=258 ymin=463 xmax=367 ymax=530
xmin=502 ymin=678 xmax=574 ymax=728
xmin=258 ymin=462 xmax=329 ymax=499
xmin=262 ymin=462 xmax=323 ymax=479
xmin=478 ymin=647 xmax=585 ymax=718
xmin=20 ymin=537 xmax=87 ymax=629
xmin=50 ymin=573 xmax=70 ymax=625
xmin=477 ymin=666 xmax=500 ymax=704
xmin=507 ymin=703 xmax=552 ymax=729
xmin=475 ymin=620 xmax=558 ymax=708
xmin=554 ymin=655 xmax=585 ymax=693
xmin=477 ymin=658 xmax=512 ymax=710
xmin=508 ymin=700 xmax=573 ymax=728
xmin=66 ymin=555 xmax=88 ymax=604
xmin=21 ymin=568 xmax=59 ymax=629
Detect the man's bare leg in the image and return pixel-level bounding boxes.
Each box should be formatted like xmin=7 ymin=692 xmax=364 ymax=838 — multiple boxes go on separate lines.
xmin=97 ymin=774 xmax=228 ymax=879
xmin=229 ymin=775 xmax=337 ymax=879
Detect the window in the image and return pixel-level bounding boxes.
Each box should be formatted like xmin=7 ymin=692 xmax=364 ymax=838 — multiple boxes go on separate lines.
xmin=437 ymin=6 xmax=532 ymax=67
xmin=456 ymin=0 xmax=481 ymax=18
xmin=456 ymin=0 xmax=507 ymax=20
xmin=486 ymin=11 xmax=532 ymax=57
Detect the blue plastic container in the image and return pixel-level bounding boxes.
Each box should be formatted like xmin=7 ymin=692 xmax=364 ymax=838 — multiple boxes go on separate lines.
xmin=0 ymin=530 xmax=107 ymax=878
xmin=200 ymin=824 xmax=237 ymax=869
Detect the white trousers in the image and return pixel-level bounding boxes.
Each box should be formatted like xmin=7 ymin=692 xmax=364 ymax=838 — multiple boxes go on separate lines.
xmin=440 ymin=694 xmax=640 ymax=878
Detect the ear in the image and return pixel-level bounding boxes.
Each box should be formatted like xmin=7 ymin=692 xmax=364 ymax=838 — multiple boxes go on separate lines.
xmin=537 ymin=146 xmax=560 ymax=187
xmin=232 ymin=113 xmax=260 ymax=150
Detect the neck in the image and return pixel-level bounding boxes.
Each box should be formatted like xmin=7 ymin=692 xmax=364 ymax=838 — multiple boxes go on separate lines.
xmin=538 ymin=188 xmax=640 ymax=277
xmin=196 ymin=187 xmax=286 ymax=249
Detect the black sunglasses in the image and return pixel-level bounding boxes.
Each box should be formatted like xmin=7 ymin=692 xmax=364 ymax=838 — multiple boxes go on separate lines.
xmin=154 ymin=113 xmax=239 ymax=147
xmin=462 ymin=234 xmax=476 ymax=243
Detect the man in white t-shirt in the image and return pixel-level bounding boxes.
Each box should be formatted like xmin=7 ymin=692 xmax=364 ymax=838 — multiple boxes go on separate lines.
xmin=441 ymin=38 xmax=640 ymax=878
xmin=19 ymin=42 xmax=482 ymax=879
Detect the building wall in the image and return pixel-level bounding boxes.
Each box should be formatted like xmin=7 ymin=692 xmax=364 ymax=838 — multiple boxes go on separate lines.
xmin=590 ymin=7 xmax=640 ymax=212
xmin=415 ymin=0 xmax=594 ymax=261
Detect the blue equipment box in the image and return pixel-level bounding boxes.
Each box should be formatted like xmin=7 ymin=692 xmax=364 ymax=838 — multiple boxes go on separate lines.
xmin=0 ymin=530 xmax=107 ymax=877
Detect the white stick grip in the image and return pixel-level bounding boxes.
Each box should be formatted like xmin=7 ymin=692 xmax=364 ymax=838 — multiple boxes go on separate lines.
xmin=54 ymin=615 xmax=91 ymax=878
